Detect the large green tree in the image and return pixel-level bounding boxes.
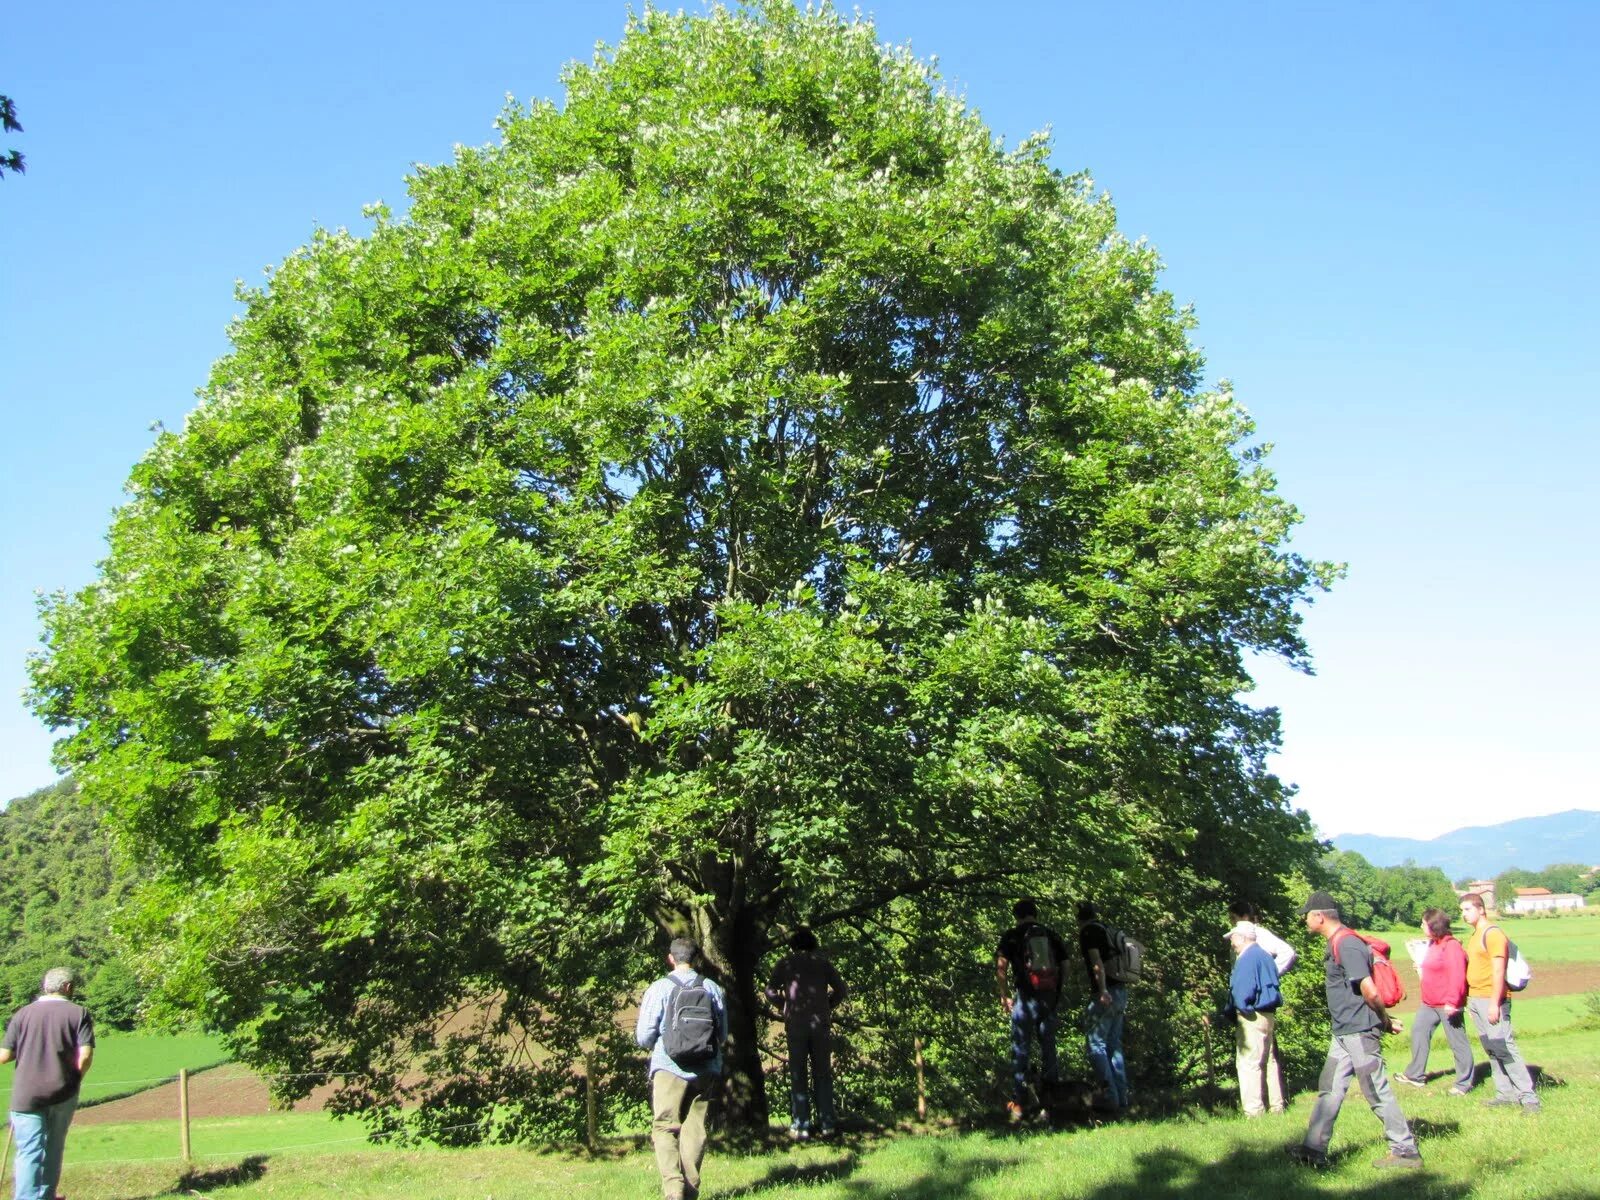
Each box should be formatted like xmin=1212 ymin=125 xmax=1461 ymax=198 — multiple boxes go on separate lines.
xmin=30 ymin=3 xmax=1333 ymax=1137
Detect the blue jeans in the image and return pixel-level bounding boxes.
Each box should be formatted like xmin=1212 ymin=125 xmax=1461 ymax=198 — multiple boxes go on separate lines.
xmin=1084 ymin=983 xmax=1129 ymax=1107
xmin=785 ymin=1021 xmax=835 ymax=1132
xmin=10 ymin=1098 xmax=77 ymax=1200
xmin=1010 ymin=994 xmax=1059 ymax=1103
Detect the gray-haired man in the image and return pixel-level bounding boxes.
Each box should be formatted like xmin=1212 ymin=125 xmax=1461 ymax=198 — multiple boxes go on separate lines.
xmin=1 ymin=967 xmax=96 ymax=1200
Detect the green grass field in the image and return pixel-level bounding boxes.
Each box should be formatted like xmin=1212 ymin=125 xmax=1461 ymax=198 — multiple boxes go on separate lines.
xmin=0 ymin=1029 xmax=229 ymax=1106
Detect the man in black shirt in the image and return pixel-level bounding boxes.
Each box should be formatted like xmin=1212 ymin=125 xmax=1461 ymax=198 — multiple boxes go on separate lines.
xmin=995 ymin=899 xmax=1068 ymax=1121
xmin=1 ymin=966 xmax=96 ymax=1200
xmin=1288 ymin=892 xmax=1422 ymax=1171
xmin=1077 ymin=901 xmax=1130 ymax=1110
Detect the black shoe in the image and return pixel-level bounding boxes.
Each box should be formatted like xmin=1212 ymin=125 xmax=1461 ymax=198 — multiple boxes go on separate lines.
xmin=1286 ymin=1144 xmax=1328 ymax=1169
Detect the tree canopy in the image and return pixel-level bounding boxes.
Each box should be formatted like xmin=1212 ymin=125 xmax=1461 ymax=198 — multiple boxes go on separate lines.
xmin=1 ymin=94 xmax=23 ymax=178
xmin=30 ymin=2 xmax=1335 ymax=1138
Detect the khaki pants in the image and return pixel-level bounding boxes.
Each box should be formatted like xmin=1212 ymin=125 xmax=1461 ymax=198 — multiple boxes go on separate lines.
xmin=651 ymin=1070 xmax=710 ymax=1200
xmin=1235 ymin=1009 xmax=1285 ymax=1116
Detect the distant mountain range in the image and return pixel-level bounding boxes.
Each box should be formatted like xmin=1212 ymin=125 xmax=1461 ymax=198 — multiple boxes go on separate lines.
xmin=1330 ymin=809 xmax=1600 ymax=880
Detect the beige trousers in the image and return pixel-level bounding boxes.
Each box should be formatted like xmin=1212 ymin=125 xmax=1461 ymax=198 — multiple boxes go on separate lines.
xmin=651 ymin=1070 xmax=710 ymax=1200
xmin=1235 ymin=1009 xmax=1286 ymax=1116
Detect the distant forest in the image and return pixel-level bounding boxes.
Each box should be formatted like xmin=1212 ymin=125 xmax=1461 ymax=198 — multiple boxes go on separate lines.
xmin=0 ymin=778 xmax=143 ymax=1026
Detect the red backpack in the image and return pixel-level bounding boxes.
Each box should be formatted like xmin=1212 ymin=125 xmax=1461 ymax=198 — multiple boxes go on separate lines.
xmin=1331 ymin=928 xmax=1406 ymax=1008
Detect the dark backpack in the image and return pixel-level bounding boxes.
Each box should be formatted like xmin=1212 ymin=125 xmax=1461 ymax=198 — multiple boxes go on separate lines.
xmin=1331 ymin=928 xmax=1406 ymax=1008
xmin=1022 ymin=925 xmax=1062 ymax=994
xmin=661 ymin=975 xmax=719 ymax=1067
xmin=1104 ymin=925 xmax=1146 ymax=985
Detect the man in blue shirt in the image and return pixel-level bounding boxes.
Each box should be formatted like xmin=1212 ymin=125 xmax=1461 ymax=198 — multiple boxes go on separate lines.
xmin=635 ymin=938 xmax=728 ymax=1200
xmin=1226 ymin=923 xmax=1285 ymax=1117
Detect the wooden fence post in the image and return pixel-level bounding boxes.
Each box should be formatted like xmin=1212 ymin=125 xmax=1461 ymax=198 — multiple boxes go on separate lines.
xmin=584 ymin=1054 xmax=599 ymax=1151
xmin=913 ymin=1036 xmax=927 ymax=1121
xmin=179 ymin=1068 xmax=192 ymax=1163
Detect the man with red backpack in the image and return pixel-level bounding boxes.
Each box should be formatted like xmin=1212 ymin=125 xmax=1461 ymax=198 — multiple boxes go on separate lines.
xmin=995 ymin=899 xmax=1068 ymax=1122
xmin=1288 ymin=891 xmax=1423 ymax=1172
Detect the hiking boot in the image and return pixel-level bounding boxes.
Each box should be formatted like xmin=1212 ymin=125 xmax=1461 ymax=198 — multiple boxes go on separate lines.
xmin=1005 ymin=1101 xmax=1024 ymax=1124
xmin=1286 ymin=1144 xmax=1328 ymax=1169
xmin=1392 ymin=1072 xmax=1426 ymax=1089
xmin=1484 ymin=1095 xmax=1521 ymax=1109
xmin=1373 ymin=1153 xmax=1424 ymax=1171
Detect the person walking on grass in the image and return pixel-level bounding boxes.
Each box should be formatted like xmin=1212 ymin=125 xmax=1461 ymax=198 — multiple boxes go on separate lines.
xmin=1225 ymin=923 xmax=1286 ymax=1117
xmin=765 ymin=926 xmax=848 ymax=1140
xmin=1077 ymin=901 xmax=1131 ymax=1112
xmin=995 ymin=899 xmax=1068 ymax=1122
xmin=1459 ymin=893 xmax=1539 ymax=1113
xmin=635 ymin=938 xmax=727 ymax=1200
xmin=1 ymin=967 xmax=95 ymax=1200
xmin=1288 ymin=892 xmax=1422 ymax=1171
xmin=1393 ymin=907 xmax=1474 ymax=1096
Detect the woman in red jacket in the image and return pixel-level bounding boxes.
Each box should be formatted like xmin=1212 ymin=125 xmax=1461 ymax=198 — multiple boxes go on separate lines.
xmin=1393 ymin=907 xmax=1475 ymax=1094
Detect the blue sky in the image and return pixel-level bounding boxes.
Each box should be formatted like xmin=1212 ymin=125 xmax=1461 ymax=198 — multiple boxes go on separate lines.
xmin=2 ymin=1 xmax=1595 ymax=841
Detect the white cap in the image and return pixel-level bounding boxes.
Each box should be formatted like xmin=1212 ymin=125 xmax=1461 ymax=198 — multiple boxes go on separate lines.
xmin=1224 ymin=922 xmax=1258 ymax=941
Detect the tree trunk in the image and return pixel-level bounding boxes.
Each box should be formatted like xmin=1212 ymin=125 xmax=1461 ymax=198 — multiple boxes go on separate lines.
xmin=691 ymin=901 xmax=770 ymax=1131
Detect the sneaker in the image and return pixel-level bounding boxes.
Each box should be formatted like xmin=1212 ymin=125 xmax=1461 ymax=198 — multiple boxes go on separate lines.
xmin=1286 ymin=1144 xmax=1328 ymax=1169
xmin=1392 ymin=1072 xmax=1426 ymax=1089
xmin=1373 ymin=1153 xmax=1424 ymax=1171
xmin=816 ymin=1124 xmax=837 ymax=1138
xmin=1521 ymin=1101 xmax=1542 ymax=1116
xmin=1484 ymin=1095 xmax=1521 ymax=1109
xmin=1005 ymin=1101 xmax=1024 ymax=1124
xmin=788 ymin=1124 xmax=809 ymax=1141
xmin=1447 ymin=1085 xmax=1472 ymax=1097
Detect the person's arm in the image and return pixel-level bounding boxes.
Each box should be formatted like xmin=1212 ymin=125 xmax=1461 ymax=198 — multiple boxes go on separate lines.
xmin=996 ymin=953 xmax=1012 ymax=1014
xmin=1257 ymin=926 xmax=1297 ymax=975
xmin=1086 ymin=947 xmax=1110 ymax=1007
xmin=1342 ymin=939 xmax=1401 ymax=1034
xmin=0 ymin=1047 xmax=12 ymax=1066
xmin=1443 ymin=940 xmax=1467 ymax=1014
xmin=827 ymin=961 xmax=847 ymax=1010
xmin=1487 ymin=929 xmax=1509 ymax=1022
xmin=635 ymin=981 xmax=663 ymax=1050
xmin=1230 ymin=959 xmax=1254 ymax=1015
xmin=77 ymin=1045 xmax=94 ymax=1076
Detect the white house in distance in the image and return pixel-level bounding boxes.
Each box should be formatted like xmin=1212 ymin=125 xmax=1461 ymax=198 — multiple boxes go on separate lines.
xmin=1506 ymin=887 xmax=1586 ymax=914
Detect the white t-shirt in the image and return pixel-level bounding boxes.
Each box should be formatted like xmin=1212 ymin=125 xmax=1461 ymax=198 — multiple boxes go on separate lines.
xmin=1245 ymin=922 xmax=1297 ymax=975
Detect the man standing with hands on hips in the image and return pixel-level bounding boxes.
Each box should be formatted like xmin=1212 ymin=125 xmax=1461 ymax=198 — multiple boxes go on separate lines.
xmin=2 ymin=966 xmax=96 ymax=1200
xmin=1288 ymin=891 xmax=1422 ymax=1171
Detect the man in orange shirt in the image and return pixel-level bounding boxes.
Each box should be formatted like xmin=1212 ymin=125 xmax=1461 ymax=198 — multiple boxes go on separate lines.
xmin=1459 ymin=893 xmax=1539 ymax=1113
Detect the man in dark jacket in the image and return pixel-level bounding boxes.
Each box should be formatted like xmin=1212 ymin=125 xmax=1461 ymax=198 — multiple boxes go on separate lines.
xmin=1 ymin=967 xmax=96 ymax=1200
xmin=1226 ymin=923 xmax=1285 ymax=1116
xmin=995 ymin=899 xmax=1069 ymax=1121
xmin=766 ymin=927 xmax=848 ymax=1139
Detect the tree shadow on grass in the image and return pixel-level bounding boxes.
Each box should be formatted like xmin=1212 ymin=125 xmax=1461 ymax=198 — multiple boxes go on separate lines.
xmin=1071 ymin=1139 xmax=1596 ymax=1200
xmin=721 ymin=1152 xmax=863 ymax=1197
xmin=161 ymin=1154 xmax=269 ymax=1195
xmin=829 ymin=1145 xmax=1021 ymax=1200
